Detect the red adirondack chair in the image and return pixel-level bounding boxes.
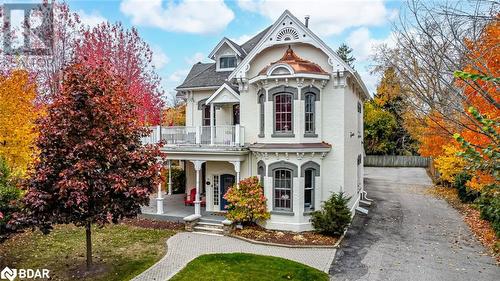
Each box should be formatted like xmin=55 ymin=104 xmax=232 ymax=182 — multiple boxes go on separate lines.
xmin=184 ymin=188 xmax=206 ymax=206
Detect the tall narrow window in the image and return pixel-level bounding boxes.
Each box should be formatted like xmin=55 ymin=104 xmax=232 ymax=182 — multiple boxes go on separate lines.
xmin=273 ymin=169 xmax=292 ymax=211
xmin=274 ymin=93 xmax=293 ymax=134
xmin=304 ymin=169 xmax=315 ymax=210
xmin=202 ymin=105 xmax=215 ymax=126
xmin=304 ymin=93 xmax=315 ymax=135
xmin=233 ymin=104 xmax=240 ymax=125
xmin=213 ymin=175 xmax=219 ymax=206
xmin=259 ymin=94 xmax=265 ymax=136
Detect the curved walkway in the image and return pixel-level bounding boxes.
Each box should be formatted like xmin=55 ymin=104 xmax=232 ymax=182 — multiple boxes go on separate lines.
xmin=132 ymin=232 xmax=336 ymax=281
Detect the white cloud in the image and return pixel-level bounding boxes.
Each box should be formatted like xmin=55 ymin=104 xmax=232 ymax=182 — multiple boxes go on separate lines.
xmin=185 ymin=52 xmax=209 ymax=65
xmin=120 ymin=0 xmax=234 ymax=34
xmin=78 ymin=10 xmax=107 ymax=28
xmin=168 ymin=69 xmax=190 ymax=84
xmin=237 ymin=0 xmax=396 ymax=36
xmin=230 ymin=34 xmax=252 ymax=45
xmin=151 ymin=46 xmax=170 ymax=70
xmin=346 ymin=27 xmax=395 ymax=61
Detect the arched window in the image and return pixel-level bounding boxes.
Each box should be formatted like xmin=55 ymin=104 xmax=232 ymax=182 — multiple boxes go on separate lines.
xmin=304 ymin=168 xmax=315 ymax=210
xmin=273 ymin=169 xmax=292 ymax=211
xmin=274 ymin=93 xmax=293 ymax=134
xmin=258 ymin=93 xmax=265 ymax=137
xmin=304 ymin=93 xmax=315 ymax=134
xmin=301 ymin=87 xmax=319 ymax=137
xmin=257 ymin=160 xmax=266 ymax=187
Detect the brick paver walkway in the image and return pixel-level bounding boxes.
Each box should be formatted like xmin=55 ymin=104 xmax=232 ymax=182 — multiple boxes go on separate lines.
xmin=132 ymin=232 xmax=336 ymax=281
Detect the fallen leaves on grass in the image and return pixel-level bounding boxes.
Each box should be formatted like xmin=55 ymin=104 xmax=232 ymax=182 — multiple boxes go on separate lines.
xmin=427 ymin=186 xmax=499 ymax=263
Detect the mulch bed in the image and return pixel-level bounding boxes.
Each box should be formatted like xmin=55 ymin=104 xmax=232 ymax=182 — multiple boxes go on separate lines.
xmin=427 ymin=186 xmax=499 ymax=264
xmin=122 ymin=218 xmax=184 ymax=231
xmin=231 ymin=225 xmax=337 ymax=246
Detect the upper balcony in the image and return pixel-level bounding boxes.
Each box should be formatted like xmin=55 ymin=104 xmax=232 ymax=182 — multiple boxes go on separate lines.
xmin=142 ymin=125 xmax=245 ymax=148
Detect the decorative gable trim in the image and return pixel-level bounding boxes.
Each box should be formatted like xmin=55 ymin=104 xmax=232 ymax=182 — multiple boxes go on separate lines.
xmin=208 ymin=37 xmax=245 ymax=59
xmin=227 ymin=10 xmax=369 ymax=99
xmin=206 ymin=83 xmax=240 ymax=104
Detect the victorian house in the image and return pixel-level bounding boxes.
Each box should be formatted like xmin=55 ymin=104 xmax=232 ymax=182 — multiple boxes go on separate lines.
xmin=144 ymin=10 xmax=369 ymax=232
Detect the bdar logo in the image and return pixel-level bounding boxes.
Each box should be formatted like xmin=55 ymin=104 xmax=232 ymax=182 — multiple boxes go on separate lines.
xmin=0 ymin=267 xmax=17 ymax=281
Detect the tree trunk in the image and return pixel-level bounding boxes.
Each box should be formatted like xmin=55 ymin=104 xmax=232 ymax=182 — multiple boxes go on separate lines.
xmin=86 ymin=222 xmax=92 ymax=270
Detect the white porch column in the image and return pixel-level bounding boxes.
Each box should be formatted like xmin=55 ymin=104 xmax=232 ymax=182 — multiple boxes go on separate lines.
xmin=230 ymin=161 xmax=241 ymax=187
xmin=167 ymin=160 xmax=172 ymax=195
xmin=210 ymin=103 xmax=215 ymax=145
xmin=156 ymin=169 xmax=164 ymax=214
xmin=191 ymin=160 xmax=206 ymax=215
xmin=235 ymin=124 xmax=240 ymax=146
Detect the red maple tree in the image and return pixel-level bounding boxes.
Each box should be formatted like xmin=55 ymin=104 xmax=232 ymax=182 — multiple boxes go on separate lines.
xmin=75 ymin=22 xmax=164 ymax=125
xmin=23 ymin=60 xmax=161 ymax=269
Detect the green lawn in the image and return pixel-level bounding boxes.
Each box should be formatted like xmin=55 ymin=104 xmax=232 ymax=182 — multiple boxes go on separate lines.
xmin=0 ymin=223 xmax=175 ymax=281
xmin=170 ymin=253 xmax=329 ymax=281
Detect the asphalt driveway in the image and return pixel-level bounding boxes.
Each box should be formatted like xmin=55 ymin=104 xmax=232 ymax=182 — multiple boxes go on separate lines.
xmin=330 ymin=167 xmax=499 ymax=281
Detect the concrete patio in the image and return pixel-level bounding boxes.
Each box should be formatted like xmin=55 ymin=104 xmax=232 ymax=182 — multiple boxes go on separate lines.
xmin=140 ymin=193 xmax=225 ymax=222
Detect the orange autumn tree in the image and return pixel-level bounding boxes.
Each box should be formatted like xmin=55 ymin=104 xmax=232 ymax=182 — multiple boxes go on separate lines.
xmin=0 ymin=70 xmax=40 ymax=176
xmin=163 ymin=104 xmax=186 ymax=126
xmin=455 ymin=16 xmax=499 ymax=191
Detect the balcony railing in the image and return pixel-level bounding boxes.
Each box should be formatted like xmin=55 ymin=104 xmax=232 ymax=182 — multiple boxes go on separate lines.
xmin=142 ymin=125 xmax=245 ymax=147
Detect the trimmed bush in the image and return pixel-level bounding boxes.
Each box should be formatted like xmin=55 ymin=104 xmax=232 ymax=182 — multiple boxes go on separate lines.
xmin=454 ymin=172 xmax=480 ymax=203
xmin=224 ymin=176 xmax=270 ymax=224
xmin=477 ymin=184 xmax=500 ymax=238
xmin=310 ymin=192 xmax=351 ymax=236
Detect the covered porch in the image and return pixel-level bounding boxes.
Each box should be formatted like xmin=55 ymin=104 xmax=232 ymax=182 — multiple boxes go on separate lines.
xmin=142 ymin=148 xmax=248 ymax=220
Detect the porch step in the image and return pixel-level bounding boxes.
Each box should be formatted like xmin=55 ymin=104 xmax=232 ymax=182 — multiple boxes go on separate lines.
xmin=359 ymin=200 xmax=372 ymax=206
xmin=197 ymin=221 xmax=224 ymax=228
xmin=193 ymin=225 xmax=224 ymax=234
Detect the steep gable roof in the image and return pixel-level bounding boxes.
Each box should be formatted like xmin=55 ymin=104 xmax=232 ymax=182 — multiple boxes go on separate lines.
xmin=176 ymin=26 xmax=273 ymax=91
xmin=176 ymin=63 xmax=230 ymax=90
xmin=241 ymin=26 xmax=272 ymax=54
xmin=228 ymin=10 xmax=369 ymax=99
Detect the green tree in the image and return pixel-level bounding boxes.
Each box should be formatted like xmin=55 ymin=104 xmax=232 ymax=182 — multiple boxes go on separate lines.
xmin=363 ymin=102 xmax=397 ymax=155
xmin=336 ymin=43 xmax=355 ymax=68
xmin=311 ymin=192 xmax=351 ymax=236
xmin=373 ymin=67 xmax=418 ymax=155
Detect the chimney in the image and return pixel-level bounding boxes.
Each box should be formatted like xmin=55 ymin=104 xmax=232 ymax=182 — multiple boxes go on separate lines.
xmin=304 ymin=15 xmax=310 ymax=28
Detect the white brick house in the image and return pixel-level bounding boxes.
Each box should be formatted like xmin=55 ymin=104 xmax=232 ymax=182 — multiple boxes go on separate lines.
xmin=145 ymin=10 xmax=369 ymax=232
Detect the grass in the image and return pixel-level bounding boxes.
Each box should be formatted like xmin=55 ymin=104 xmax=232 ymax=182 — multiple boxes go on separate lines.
xmin=170 ymin=253 xmax=329 ymax=281
xmin=0 ymin=223 xmax=175 ymax=281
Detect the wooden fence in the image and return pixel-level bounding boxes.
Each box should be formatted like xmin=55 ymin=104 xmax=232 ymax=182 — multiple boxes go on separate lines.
xmin=364 ymin=155 xmax=430 ymax=167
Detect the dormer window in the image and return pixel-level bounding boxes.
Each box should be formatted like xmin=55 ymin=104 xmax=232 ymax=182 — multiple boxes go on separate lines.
xmin=220 ymin=56 xmax=236 ymax=69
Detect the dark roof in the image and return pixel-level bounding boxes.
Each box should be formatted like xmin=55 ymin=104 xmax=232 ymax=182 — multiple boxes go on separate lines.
xmin=177 ymin=26 xmax=272 ymax=90
xmin=225 ymin=37 xmax=247 ymax=57
xmin=176 ymin=63 xmax=230 ymax=89
xmin=241 ymin=26 xmax=272 ymax=54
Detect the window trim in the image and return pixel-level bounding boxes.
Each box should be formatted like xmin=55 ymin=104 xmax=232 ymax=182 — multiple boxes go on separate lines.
xmin=272 ymin=92 xmax=295 ymax=137
xmin=257 ymin=160 xmax=266 ymax=186
xmin=219 ymin=55 xmax=237 ymax=70
xmin=304 ymin=168 xmax=315 ymax=211
xmin=269 ymin=161 xmax=298 ymax=213
xmin=304 ymin=93 xmax=316 ymax=137
xmin=300 ymin=86 xmax=320 ymax=138
xmin=258 ymin=91 xmax=265 ymax=137
xmin=272 ymin=168 xmax=293 ymax=212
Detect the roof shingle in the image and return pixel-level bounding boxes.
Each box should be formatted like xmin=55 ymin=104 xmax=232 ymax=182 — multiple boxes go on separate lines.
xmin=176 ymin=26 xmax=272 ymax=90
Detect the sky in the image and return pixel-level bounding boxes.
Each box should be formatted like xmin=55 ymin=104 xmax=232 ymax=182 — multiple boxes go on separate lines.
xmin=5 ymin=0 xmax=406 ymax=103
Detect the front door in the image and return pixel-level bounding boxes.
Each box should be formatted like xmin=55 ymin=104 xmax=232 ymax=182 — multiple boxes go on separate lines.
xmin=220 ymin=174 xmax=235 ymax=210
